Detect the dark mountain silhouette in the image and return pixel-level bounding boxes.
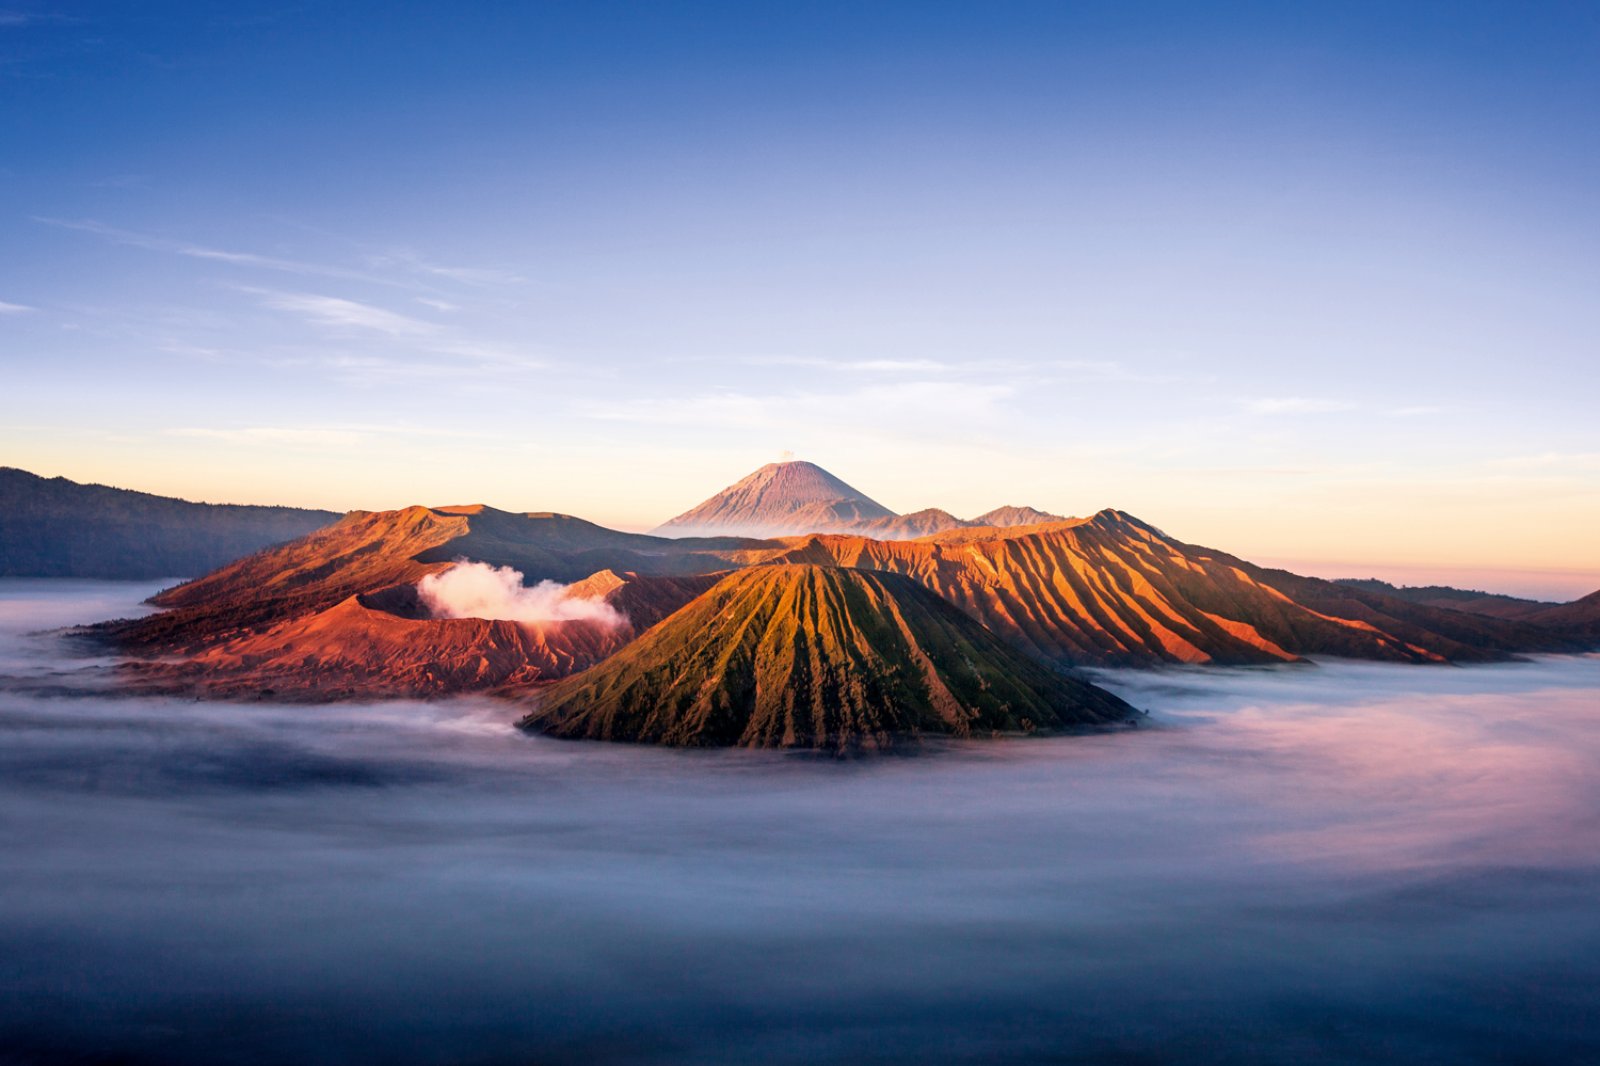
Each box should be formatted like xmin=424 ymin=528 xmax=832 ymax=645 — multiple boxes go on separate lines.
xmin=0 ymin=466 xmax=337 ymax=579
xmin=1333 ymin=578 xmax=1600 ymax=639
xmin=1333 ymin=578 xmax=1556 ymax=621
xmin=523 ymin=565 xmax=1135 ymax=750
xmin=1527 ymin=589 xmax=1600 ymax=637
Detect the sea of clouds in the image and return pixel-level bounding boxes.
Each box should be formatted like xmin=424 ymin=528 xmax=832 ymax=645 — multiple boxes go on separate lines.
xmin=2 ymin=580 xmax=1598 ymax=1064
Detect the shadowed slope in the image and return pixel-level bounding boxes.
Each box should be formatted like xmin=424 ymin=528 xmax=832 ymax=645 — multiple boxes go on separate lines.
xmin=1334 ymin=579 xmax=1600 ymax=638
xmin=0 ymin=466 xmax=337 ymax=579
xmin=1528 ymin=589 xmax=1600 ymax=637
xmin=524 ymin=565 xmax=1135 ymax=750
xmin=1333 ymin=579 xmax=1557 ymax=621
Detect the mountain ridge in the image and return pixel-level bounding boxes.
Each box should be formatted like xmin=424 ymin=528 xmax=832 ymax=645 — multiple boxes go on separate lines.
xmin=0 ymin=466 xmax=339 ymax=579
xmin=98 ymin=495 xmax=1596 ymax=699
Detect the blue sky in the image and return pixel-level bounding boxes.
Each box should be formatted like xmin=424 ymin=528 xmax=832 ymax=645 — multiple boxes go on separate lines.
xmin=1 ymin=2 xmax=1596 ymax=594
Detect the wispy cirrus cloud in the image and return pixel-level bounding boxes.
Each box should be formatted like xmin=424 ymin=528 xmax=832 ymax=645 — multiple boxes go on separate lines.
xmin=239 ymin=286 xmax=546 ymax=373
xmin=0 ymin=299 xmax=34 ymax=314
xmin=245 ymin=288 xmax=437 ymax=336
xmin=36 ymin=217 xmax=411 ymax=288
xmin=366 ymin=249 xmax=524 ymax=286
xmin=1244 ymin=396 xmax=1356 ymax=415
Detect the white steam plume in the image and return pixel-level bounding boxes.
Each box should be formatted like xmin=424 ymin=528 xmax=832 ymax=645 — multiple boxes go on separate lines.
xmin=417 ymin=562 xmax=625 ymax=627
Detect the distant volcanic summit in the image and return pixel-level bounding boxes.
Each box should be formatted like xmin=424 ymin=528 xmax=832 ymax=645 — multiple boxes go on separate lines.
xmin=650 ymin=459 xmax=1066 ymax=539
xmin=524 ymin=565 xmax=1134 ymax=750
xmin=650 ymin=460 xmax=895 ymax=538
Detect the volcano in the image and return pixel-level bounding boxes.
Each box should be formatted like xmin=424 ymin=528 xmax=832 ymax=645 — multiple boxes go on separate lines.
xmin=650 ymin=460 xmax=895 ymax=538
xmin=651 ymin=460 xmax=1076 ymax=540
xmin=103 ymin=491 xmax=1592 ymax=696
xmin=523 ymin=565 xmax=1136 ymax=750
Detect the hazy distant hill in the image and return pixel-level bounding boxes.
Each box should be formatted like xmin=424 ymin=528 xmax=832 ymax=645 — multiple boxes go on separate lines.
xmin=1333 ymin=578 xmax=1556 ymax=620
xmin=1335 ymin=577 xmax=1600 ymax=634
xmin=0 ymin=466 xmax=339 ymax=579
xmin=1529 ymin=589 xmax=1600 ymax=637
xmin=971 ymin=505 xmax=1067 ymax=527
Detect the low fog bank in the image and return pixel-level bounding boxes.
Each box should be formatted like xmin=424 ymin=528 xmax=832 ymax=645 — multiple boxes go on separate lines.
xmin=0 ymin=577 xmax=169 ymax=683
xmin=3 ymin=581 xmax=1600 ymax=1064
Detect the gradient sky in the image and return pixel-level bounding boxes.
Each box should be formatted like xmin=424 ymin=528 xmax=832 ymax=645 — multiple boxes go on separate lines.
xmin=1 ymin=2 xmax=1596 ymax=596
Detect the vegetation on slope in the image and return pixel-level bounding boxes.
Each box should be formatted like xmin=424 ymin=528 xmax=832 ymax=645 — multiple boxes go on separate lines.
xmin=524 ymin=564 xmax=1135 ymax=750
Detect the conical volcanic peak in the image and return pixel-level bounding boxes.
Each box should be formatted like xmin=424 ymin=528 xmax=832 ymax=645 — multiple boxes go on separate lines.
xmin=651 ymin=460 xmax=895 ymax=538
xmin=522 ymin=564 xmax=1135 ymax=750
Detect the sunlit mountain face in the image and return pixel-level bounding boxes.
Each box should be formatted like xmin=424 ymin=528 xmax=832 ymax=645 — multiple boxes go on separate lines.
xmin=524 ymin=564 xmax=1136 ymax=750
xmin=86 ymin=461 xmax=1594 ymax=726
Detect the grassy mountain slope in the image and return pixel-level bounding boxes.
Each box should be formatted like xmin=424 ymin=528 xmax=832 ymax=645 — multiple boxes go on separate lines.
xmin=524 ymin=564 xmax=1135 ymax=750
